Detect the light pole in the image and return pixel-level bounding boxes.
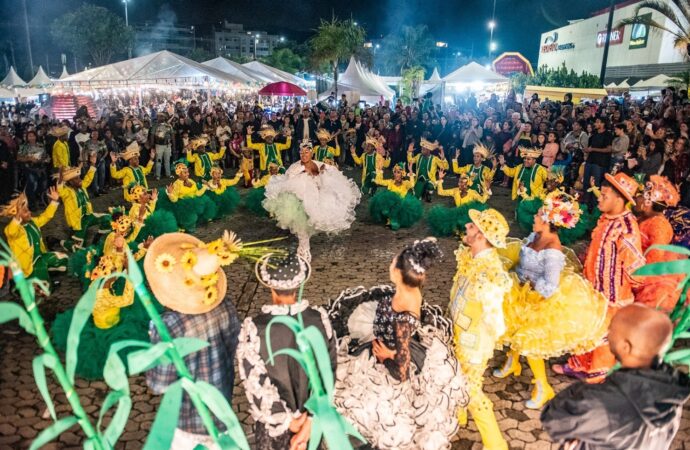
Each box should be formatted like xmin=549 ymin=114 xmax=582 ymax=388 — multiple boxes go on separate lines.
xmin=123 ymin=0 xmax=131 ymax=58
xmin=254 ymin=34 xmax=260 ymax=60
xmin=488 ymin=0 xmax=497 ymax=58
xmin=22 ymin=0 xmax=33 ymax=75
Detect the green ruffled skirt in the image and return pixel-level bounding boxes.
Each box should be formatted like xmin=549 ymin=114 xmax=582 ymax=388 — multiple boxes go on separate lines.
xmin=369 ymin=190 xmax=424 ymax=230
xmin=427 ymin=201 xmax=489 ymax=237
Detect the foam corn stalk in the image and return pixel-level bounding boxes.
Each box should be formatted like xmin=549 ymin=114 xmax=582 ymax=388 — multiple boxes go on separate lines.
xmin=265 ymin=283 xmax=366 ymax=450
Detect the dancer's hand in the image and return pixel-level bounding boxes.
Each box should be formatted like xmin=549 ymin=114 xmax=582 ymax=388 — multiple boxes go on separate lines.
xmin=47 ymin=186 xmax=60 ymax=203
xmin=438 ymin=169 xmax=446 ymax=181
xmin=407 ymin=141 xmax=415 ymax=153
xmin=289 ymin=413 xmax=311 ymax=450
xmin=372 ymin=339 xmax=396 ymax=363
xmin=151 ymin=189 xmax=158 ymax=202
xmin=455 ymin=149 xmax=460 ymax=159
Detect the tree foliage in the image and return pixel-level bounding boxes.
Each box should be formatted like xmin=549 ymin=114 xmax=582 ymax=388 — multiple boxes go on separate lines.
xmin=400 ymin=66 xmax=426 ymax=104
xmin=185 ymin=48 xmax=215 ymax=63
xmin=51 ymin=4 xmax=134 ymax=67
xmin=378 ymin=25 xmax=437 ymax=75
xmin=617 ymin=0 xmax=690 ymax=60
xmin=310 ymin=18 xmax=371 ymax=95
xmin=510 ymin=63 xmax=601 ymax=93
xmin=668 ymin=70 xmax=690 ymax=90
xmin=261 ymin=48 xmax=305 ymax=74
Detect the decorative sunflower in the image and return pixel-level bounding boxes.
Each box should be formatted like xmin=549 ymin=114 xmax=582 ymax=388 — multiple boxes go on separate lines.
xmin=206 ymin=240 xmax=223 ymax=255
xmin=217 ymin=251 xmax=238 ymax=266
xmin=200 ymin=272 xmax=219 ymax=288
xmin=154 ymin=253 xmax=176 ymax=273
xmin=181 ymin=251 xmax=198 ymax=272
xmin=203 ymin=286 xmax=218 ymax=305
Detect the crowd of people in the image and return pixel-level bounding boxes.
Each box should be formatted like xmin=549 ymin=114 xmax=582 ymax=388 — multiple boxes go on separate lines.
xmin=1 ymin=85 xmax=690 ymax=450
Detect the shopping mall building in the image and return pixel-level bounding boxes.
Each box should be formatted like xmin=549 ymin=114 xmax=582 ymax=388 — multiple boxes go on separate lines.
xmin=536 ymin=0 xmax=687 ymax=84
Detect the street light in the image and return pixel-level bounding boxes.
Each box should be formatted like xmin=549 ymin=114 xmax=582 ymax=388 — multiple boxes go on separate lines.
xmin=280 ymin=36 xmax=285 ymax=42
xmin=490 ymin=42 xmax=497 ymax=53
xmin=123 ymin=0 xmax=131 ymax=58
xmin=488 ymin=20 xmax=496 ymax=30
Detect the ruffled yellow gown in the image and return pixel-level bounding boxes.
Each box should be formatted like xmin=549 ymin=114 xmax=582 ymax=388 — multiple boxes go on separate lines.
xmin=497 ymin=235 xmax=608 ymax=359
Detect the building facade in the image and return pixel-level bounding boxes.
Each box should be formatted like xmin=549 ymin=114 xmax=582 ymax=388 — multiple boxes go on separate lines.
xmin=536 ymin=0 xmax=686 ymax=82
xmin=134 ymin=22 xmax=196 ymax=57
xmin=214 ymin=22 xmax=283 ymax=59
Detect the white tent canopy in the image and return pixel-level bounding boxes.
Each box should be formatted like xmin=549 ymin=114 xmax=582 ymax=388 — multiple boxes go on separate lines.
xmin=28 ymin=66 xmax=53 ymax=87
xmin=203 ymin=57 xmax=273 ymax=84
xmin=323 ymin=57 xmax=394 ymax=102
xmin=1 ymin=67 xmax=27 ymax=87
xmin=632 ymin=74 xmax=674 ymax=89
xmin=58 ymin=50 xmax=249 ymax=88
xmin=443 ymin=62 xmax=508 ymax=84
xmin=242 ymin=60 xmax=304 ymax=85
xmin=0 ymin=87 xmax=16 ymax=98
xmin=428 ymin=68 xmax=442 ymax=82
xmin=59 ymin=66 xmax=70 ymax=80
xmin=618 ymin=79 xmax=630 ymax=89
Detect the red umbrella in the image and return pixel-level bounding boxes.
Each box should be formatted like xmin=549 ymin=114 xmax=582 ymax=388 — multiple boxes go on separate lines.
xmin=258 ymin=81 xmax=307 ymax=97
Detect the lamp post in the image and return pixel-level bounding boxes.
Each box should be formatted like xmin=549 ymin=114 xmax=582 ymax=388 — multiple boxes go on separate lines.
xmin=22 ymin=0 xmax=33 ymax=74
xmin=123 ymin=0 xmax=131 ymax=58
xmin=488 ymin=21 xmax=496 ymax=58
xmin=254 ymin=34 xmax=260 ymax=60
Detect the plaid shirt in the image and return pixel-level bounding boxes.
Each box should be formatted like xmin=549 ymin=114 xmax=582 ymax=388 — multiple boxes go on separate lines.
xmin=146 ymin=297 xmax=240 ymax=434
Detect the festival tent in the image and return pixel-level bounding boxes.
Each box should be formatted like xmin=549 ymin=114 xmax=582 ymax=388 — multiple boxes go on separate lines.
xmin=203 ymin=57 xmax=273 ymax=84
xmin=631 ymin=74 xmax=674 ymax=89
xmin=442 ymin=62 xmax=509 ymax=85
xmin=0 ymin=87 xmax=16 ymax=99
xmin=1 ymin=67 xmax=27 ymax=87
xmin=420 ymin=67 xmax=443 ymax=96
xmin=321 ymin=57 xmax=395 ymax=103
xmin=242 ymin=60 xmax=305 ymax=86
xmin=59 ymin=66 xmax=70 ymax=80
xmin=428 ymin=68 xmax=442 ymax=82
xmin=523 ymin=85 xmax=608 ymax=102
xmin=28 ymin=66 xmax=53 ymax=87
xmin=58 ymin=50 xmax=250 ymax=89
xmin=258 ymin=81 xmax=307 ymax=96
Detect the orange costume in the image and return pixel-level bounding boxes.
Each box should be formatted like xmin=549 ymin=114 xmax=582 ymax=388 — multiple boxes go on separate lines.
xmin=634 ymin=176 xmax=685 ymax=312
xmin=566 ymin=174 xmax=645 ymax=380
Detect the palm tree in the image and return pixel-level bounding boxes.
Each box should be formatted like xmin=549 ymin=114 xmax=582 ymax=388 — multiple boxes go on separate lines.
xmin=310 ymin=18 xmax=369 ymax=97
xmin=380 ymin=25 xmax=437 ymax=75
xmin=617 ymin=0 xmax=690 ymax=60
xmin=668 ymin=70 xmax=690 ymax=90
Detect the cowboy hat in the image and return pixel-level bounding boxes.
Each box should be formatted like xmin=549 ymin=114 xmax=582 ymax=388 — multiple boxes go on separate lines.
xmin=604 ymin=172 xmax=638 ymax=204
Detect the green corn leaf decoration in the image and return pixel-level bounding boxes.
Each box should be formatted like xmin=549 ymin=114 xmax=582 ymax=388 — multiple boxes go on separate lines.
xmin=263 ymin=283 xmax=366 ymax=450
xmin=29 ymin=416 xmax=79 ymax=450
xmin=144 ymin=379 xmax=184 ymax=450
xmin=32 ymin=354 xmax=58 ymax=421
xmin=0 ymin=302 xmax=35 ymax=334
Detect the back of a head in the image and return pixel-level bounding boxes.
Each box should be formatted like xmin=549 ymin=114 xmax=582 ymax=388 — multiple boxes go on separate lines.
xmin=609 ymin=304 xmax=673 ymax=368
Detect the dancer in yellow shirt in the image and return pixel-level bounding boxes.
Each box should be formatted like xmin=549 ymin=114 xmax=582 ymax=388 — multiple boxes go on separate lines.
xmin=427 ymin=170 xmax=490 ymax=237
xmin=368 ymin=162 xmax=423 ymax=230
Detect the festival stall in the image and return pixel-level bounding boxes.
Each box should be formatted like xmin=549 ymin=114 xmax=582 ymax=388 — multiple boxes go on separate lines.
xmin=523 ymin=85 xmax=609 ymax=103
xmin=320 ymin=56 xmax=395 ymax=104
xmin=442 ymin=62 xmax=509 ymax=101
xmin=203 ymin=57 xmax=274 ymax=85
xmin=242 ymin=60 xmax=306 ymax=86
xmin=1 ymin=66 xmax=27 ymax=88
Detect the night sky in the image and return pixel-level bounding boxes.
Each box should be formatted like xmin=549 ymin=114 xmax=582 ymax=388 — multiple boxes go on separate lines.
xmin=1 ymin=0 xmax=613 ymax=77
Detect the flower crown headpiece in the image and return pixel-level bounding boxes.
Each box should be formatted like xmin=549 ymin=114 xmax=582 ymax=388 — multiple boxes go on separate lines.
xmin=540 ymin=190 xmax=582 ymax=229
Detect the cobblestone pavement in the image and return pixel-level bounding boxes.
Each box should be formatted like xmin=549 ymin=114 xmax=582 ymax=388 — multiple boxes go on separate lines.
xmin=1 ymin=167 xmax=688 ymax=450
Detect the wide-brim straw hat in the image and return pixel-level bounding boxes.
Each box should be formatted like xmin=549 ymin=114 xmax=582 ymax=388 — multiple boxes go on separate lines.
xmin=50 ymin=126 xmax=70 ymax=137
xmin=258 ymin=126 xmax=278 ymax=139
xmin=255 ymin=252 xmax=311 ymax=291
xmin=519 ymin=147 xmax=542 ymax=159
xmin=605 ymin=172 xmax=638 ymax=204
xmin=61 ymin=166 xmax=81 ymax=182
xmin=469 ymin=208 xmax=509 ymax=249
xmin=144 ymin=233 xmax=227 ymax=315
xmin=316 ymin=128 xmax=333 ymax=141
xmin=121 ymin=142 xmax=141 ymax=161
xmin=0 ymin=192 xmax=28 ymax=217
xmin=190 ymin=136 xmax=209 ymax=150
xmin=420 ymin=138 xmax=439 ymax=151
xmin=473 ymin=143 xmax=490 ymax=159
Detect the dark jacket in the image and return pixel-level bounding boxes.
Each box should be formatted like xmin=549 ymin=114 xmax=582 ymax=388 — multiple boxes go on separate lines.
xmin=541 ymin=364 xmax=690 ymax=450
xmin=294 ymin=117 xmax=318 ymax=143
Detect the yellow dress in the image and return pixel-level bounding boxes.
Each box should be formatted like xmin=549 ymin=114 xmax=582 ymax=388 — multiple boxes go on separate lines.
xmin=437 ymin=184 xmax=488 ymax=206
xmin=498 ymin=235 xmax=609 ymax=359
xmin=373 ymin=172 xmax=415 ymax=197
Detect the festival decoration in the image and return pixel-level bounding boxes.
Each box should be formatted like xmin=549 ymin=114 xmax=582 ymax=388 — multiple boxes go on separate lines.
xmin=634 ymin=244 xmax=690 ymax=367
xmin=264 ymin=282 xmax=367 ymax=450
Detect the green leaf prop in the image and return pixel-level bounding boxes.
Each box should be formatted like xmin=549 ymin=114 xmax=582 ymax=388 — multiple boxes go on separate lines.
xmin=29 ymin=416 xmax=79 ymax=450
xmin=634 ymin=244 xmax=690 ymax=366
xmin=144 ymin=380 xmax=184 ymax=450
xmin=0 ymin=302 xmax=35 ymax=334
xmin=263 ymin=283 xmax=366 ymax=449
xmin=32 ymin=354 xmax=58 ymax=421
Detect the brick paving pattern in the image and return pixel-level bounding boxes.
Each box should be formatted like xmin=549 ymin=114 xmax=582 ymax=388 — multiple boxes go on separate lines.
xmin=1 ymin=167 xmax=688 ymax=449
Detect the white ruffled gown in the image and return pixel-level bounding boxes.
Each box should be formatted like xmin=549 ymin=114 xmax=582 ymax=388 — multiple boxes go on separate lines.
xmin=262 ymin=160 xmax=361 ymax=261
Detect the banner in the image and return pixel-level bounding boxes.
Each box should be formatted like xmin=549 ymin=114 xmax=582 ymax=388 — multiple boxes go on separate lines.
xmin=629 ymin=13 xmax=651 ymax=49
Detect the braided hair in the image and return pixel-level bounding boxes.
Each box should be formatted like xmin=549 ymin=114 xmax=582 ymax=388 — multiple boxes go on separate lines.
xmin=394 ymin=237 xmax=443 ymax=288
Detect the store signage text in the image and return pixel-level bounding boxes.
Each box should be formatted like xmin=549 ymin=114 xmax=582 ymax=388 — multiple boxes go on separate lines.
xmin=540 ymin=33 xmax=575 ymax=53
xmin=596 ymin=27 xmax=625 ymax=47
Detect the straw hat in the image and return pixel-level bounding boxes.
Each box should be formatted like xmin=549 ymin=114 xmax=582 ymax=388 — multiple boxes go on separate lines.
xmin=255 ymin=252 xmax=311 ymax=291
xmin=50 ymin=126 xmax=70 ymax=137
xmin=61 ymin=166 xmax=81 ymax=182
xmin=121 ymin=142 xmax=140 ymax=161
xmin=316 ymin=128 xmax=333 ymax=141
xmin=643 ymin=175 xmax=679 ymax=207
xmin=604 ymin=172 xmax=638 ymax=204
xmin=190 ymin=136 xmax=209 ymax=151
xmin=472 ymin=143 xmax=490 ymax=159
xmin=299 ymin=140 xmax=313 ymax=152
xmin=420 ymin=138 xmax=439 ymax=151
xmin=258 ymin=125 xmax=278 ymax=139
xmin=519 ymin=147 xmax=542 ymax=159
xmin=0 ymin=193 xmax=28 ymax=217
xmin=144 ymin=232 xmax=228 ymax=315
xmin=468 ymin=208 xmax=509 ymax=249
xmin=546 ymin=165 xmax=565 ymax=184
xmin=364 ymin=136 xmax=380 ymax=148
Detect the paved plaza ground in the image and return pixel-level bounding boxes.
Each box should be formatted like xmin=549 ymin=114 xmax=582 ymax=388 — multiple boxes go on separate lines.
xmin=1 ymin=167 xmax=688 ymax=449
